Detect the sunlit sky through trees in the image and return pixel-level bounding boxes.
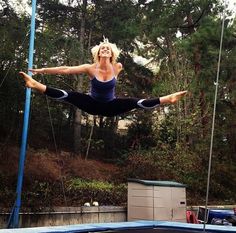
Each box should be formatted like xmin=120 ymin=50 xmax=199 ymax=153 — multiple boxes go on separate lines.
xmin=3 ymin=0 xmax=236 ymax=16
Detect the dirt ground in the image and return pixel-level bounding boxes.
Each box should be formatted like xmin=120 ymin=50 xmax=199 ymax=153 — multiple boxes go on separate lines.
xmin=0 ymin=145 xmax=120 ymax=200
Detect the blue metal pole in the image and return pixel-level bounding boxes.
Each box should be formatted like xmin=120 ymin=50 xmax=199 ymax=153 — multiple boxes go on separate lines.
xmin=7 ymin=0 xmax=37 ymax=228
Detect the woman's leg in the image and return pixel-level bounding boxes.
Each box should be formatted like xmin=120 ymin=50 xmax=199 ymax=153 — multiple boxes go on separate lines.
xmin=103 ymin=97 xmax=161 ymax=116
xmin=19 ymin=71 xmax=102 ymax=115
xmin=39 ymin=86 xmax=103 ymax=116
xmin=103 ymin=91 xmax=187 ymax=117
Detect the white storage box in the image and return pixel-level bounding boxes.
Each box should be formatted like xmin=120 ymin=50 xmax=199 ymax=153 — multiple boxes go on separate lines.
xmin=128 ymin=179 xmax=186 ymax=222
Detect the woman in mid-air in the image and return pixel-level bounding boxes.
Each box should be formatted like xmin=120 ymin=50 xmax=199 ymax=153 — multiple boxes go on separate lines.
xmin=20 ymin=38 xmax=187 ymax=117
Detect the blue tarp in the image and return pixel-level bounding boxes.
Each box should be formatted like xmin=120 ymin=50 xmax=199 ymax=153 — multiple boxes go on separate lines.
xmin=208 ymin=209 xmax=235 ymax=223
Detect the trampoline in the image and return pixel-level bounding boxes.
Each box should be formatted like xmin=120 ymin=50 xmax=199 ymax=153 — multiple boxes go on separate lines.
xmin=0 ymin=221 xmax=236 ymax=233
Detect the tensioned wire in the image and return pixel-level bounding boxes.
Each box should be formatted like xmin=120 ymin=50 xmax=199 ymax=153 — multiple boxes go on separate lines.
xmin=203 ymin=1 xmax=226 ymax=231
xmin=0 ymin=29 xmax=30 ymax=88
xmin=45 ymin=94 xmax=68 ymax=206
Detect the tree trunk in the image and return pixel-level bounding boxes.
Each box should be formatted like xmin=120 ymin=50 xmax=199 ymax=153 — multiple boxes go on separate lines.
xmin=73 ymin=0 xmax=87 ymax=155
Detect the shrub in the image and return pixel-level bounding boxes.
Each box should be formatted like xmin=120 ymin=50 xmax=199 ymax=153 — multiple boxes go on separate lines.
xmin=66 ymin=179 xmax=127 ymax=206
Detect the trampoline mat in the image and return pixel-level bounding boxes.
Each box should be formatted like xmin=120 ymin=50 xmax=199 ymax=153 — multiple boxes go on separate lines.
xmin=98 ymin=228 xmax=210 ymax=233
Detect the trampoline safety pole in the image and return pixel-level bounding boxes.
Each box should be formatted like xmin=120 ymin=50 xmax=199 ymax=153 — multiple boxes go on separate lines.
xmin=7 ymin=0 xmax=37 ymax=228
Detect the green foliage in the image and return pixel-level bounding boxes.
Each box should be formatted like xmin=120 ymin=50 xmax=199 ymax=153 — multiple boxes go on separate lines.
xmin=67 ymin=178 xmax=127 ymax=205
xmin=22 ymin=180 xmax=55 ymax=211
xmin=121 ymin=141 xmax=236 ymax=205
xmin=0 ymin=172 xmax=15 ymax=209
xmin=69 ymin=178 xmax=113 ymax=190
xmin=126 ymin=111 xmax=156 ymax=150
xmin=0 ymin=1 xmax=30 ymax=142
xmin=93 ymin=0 xmax=141 ymax=48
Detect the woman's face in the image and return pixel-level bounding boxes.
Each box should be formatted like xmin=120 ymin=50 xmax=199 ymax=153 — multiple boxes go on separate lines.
xmin=99 ymin=44 xmax=112 ymax=59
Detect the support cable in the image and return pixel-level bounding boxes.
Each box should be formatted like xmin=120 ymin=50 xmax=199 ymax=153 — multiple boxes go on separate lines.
xmin=45 ymin=96 xmax=68 ymax=206
xmin=0 ymin=29 xmax=30 ymax=89
xmin=203 ymin=2 xmax=226 ymax=231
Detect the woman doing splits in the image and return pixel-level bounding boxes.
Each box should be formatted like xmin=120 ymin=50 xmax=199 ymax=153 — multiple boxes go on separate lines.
xmin=20 ymin=39 xmax=187 ymax=117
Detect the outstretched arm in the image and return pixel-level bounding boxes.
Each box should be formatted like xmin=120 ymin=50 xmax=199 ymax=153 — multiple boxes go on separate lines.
xmin=29 ymin=64 xmax=92 ymax=76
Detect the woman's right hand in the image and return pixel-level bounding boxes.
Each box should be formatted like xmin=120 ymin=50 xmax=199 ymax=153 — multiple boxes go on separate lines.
xmin=28 ymin=68 xmax=44 ymax=75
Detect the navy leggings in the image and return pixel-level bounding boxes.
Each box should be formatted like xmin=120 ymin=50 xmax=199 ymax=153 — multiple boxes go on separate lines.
xmin=45 ymin=87 xmax=160 ymax=117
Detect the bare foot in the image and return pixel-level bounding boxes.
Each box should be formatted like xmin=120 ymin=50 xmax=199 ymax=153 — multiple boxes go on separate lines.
xmin=19 ymin=72 xmax=46 ymax=93
xmin=169 ymin=91 xmax=187 ymax=103
xmin=19 ymin=72 xmax=37 ymax=88
xmin=160 ymin=91 xmax=187 ymax=104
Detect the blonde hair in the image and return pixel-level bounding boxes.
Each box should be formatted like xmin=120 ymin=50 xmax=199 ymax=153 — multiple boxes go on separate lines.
xmin=91 ymin=38 xmax=120 ymax=64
